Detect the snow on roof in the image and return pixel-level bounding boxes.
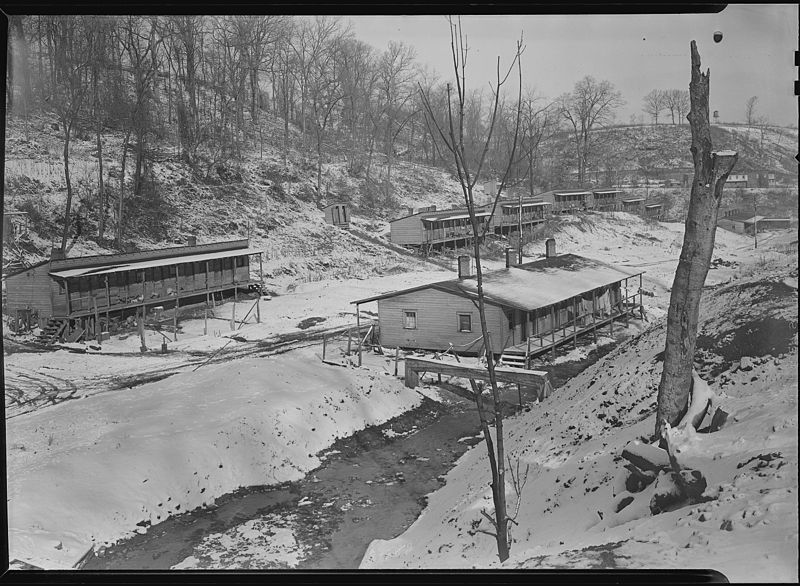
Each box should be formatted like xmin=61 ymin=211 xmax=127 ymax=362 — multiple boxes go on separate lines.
xmin=593 ymin=189 xmax=622 ymax=194
xmin=353 ymin=254 xmax=643 ymax=312
xmin=712 ymin=149 xmax=738 ymax=157
xmin=421 ymin=212 xmax=490 ymax=222
xmin=554 ymin=190 xmax=591 ymax=196
xmin=499 ymin=201 xmax=550 ymax=209
xmin=644 ymin=203 xmax=663 ymax=208
xmin=623 ymin=198 xmax=645 ymax=204
xmin=50 ymin=247 xmax=263 ymax=279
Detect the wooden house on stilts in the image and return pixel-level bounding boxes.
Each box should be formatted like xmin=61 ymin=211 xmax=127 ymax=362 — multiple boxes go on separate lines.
xmin=4 ymin=238 xmax=264 ymax=343
xmin=352 ymin=240 xmax=645 ymax=369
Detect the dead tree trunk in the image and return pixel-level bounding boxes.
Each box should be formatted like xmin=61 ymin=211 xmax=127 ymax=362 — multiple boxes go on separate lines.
xmin=655 ymin=41 xmax=737 ymax=440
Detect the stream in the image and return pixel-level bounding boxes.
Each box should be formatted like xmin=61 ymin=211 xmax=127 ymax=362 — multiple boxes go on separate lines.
xmin=85 ymin=337 xmax=620 ymax=570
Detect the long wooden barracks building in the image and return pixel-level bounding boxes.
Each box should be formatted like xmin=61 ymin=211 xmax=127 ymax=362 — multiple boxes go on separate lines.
xmin=4 ymin=238 xmax=263 ymax=343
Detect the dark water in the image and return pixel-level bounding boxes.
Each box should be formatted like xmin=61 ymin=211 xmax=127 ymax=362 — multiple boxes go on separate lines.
xmin=86 ymin=333 xmax=625 ymax=570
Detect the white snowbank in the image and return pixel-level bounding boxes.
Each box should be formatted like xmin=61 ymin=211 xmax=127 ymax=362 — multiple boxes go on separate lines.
xmin=6 ymin=347 xmax=425 ymax=569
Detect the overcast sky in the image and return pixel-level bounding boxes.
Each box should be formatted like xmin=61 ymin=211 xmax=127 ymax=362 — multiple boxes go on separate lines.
xmin=346 ymin=5 xmax=798 ymax=127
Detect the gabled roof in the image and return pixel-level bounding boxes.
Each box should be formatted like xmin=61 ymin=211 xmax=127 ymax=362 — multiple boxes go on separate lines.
xmin=622 ymin=198 xmax=645 ymax=204
xmin=353 ymin=254 xmax=643 ymax=312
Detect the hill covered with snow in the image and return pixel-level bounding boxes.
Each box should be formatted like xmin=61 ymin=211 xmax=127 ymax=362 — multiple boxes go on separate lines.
xmin=361 ymin=252 xmax=798 ymax=581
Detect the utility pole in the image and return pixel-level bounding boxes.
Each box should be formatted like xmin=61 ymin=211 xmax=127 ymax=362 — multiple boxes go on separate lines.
xmin=517 ymin=188 xmax=523 ymax=264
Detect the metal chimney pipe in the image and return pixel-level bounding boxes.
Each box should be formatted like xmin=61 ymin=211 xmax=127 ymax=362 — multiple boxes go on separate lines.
xmin=458 ymin=255 xmax=471 ymax=279
xmin=545 ymin=238 xmax=556 ymax=258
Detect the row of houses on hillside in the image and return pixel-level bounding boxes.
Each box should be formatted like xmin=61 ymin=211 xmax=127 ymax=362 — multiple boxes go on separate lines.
xmin=389 ymin=189 xmax=665 ymax=251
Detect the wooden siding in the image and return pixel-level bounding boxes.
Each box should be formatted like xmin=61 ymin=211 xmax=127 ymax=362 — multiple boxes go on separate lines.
xmin=324 ymin=204 xmax=350 ymax=227
xmin=389 ymin=215 xmax=424 ymax=246
xmin=378 ymin=287 xmax=506 ymax=353
xmin=4 ymin=263 xmax=53 ymax=315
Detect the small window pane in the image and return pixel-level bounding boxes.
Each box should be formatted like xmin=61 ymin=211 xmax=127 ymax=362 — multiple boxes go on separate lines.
xmin=403 ymin=311 xmax=417 ymax=329
xmin=458 ymin=314 xmax=471 ymax=332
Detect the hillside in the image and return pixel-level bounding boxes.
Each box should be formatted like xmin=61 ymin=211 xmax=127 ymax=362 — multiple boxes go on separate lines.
xmin=4 ymin=109 xmax=797 ymax=290
xmin=362 ymin=247 xmax=798 ymax=581
xmin=3 ymin=112 xmax=469 ymax=291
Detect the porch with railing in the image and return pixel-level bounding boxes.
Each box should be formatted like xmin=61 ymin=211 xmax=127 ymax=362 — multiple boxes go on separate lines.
xmin=500 ymin=281 xmax=644 ymax=368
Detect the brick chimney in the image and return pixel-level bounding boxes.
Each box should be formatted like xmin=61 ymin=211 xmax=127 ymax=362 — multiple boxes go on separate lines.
xmin=458 ymin=255 xmax=471 ymax=279
xmin=545 ymin=238 xmax=556 ymax=258
xmin=408 ymin=206 xmax=416 ymax=216
xmin=186 ymin=235 xmax=197 ymax=247
xmin=50 ymin=247 xmax=65 ymax=261
xmin=505 ymin=247 xmax=520 ymax=268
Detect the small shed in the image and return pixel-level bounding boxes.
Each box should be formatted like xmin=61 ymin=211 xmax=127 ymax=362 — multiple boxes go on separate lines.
xmin=323 ymin=202 xmax=350 ymax=229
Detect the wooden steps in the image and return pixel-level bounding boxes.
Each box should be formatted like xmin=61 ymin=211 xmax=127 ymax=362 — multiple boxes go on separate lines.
xmin=36 ymin=317 xmax=68 ymax=344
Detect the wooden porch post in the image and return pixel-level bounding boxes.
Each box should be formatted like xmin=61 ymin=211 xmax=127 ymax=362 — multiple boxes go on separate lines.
xmin=257 ymin=253 xmax=263 ymax=324
xmin=104 ymin=276 xmax=110 ymax=328
xmin=550 ymin=305 xmax=556 ymax=359
xmin=591 ymin=289 xmax=598 ymax=343
xmin=93 ymin=297 xmax=100 ymax=344
xmin=65 ymin=279 xmax=71 ymax=316
xmin=639 ymin=273 xmax=644 ymax=320
xmin=572 ymin=297 xmax=578 ymax=348
xmin=174 ymin=264 xmax=179 ymax=341
xmin=623 ymin=278 xmax=629 ymax=328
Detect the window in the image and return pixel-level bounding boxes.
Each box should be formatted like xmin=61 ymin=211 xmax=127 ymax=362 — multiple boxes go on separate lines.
xmin=403 ymin=310 xmax=417 ymax=330
xmin=236 ymin=256 xmax=247 ymax=268
xmin=458 ymin=313 xmax=472 ymax=333
xmin=508 ymin=311 xmax=514 ymax=330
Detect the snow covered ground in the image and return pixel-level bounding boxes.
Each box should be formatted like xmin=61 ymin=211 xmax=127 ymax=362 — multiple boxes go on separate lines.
xmin=4 ymin=212 xmax=796 ymax=575
xmin=361 ymin=254 xmax=798 ymax=581
xmin=6 ymin=345 xmax=432 ymax=569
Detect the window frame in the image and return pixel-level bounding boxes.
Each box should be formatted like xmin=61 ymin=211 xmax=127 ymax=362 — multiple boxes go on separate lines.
xmin=457 ymin=312 xmax=472 ymax=333
xmin=402 ymin=309 xmax=418 ymax=330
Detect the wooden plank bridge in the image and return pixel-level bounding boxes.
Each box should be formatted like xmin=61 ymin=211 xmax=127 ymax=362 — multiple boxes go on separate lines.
xmin=404 ymin=356 xmax=551 ymax=395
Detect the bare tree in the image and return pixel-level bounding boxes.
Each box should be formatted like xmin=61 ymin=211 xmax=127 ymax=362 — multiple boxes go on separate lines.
xmin=559 ymin=75 xmax=624 ymax=186
xmin=308 ymin=34 xmax=348 ymax=201
xmin=642 ymin=89 xmax=667 ymax=125
xmin=376 ymin=41 xmax=418 ymax=204
xmin=48 ymin=16 xmax=96 ymax=252
xmin=664 ymin=88 xmax=690 ymax=125
xmin=418 ymin=17 xmax=524 ymax=562
xmin=655 ymin=41 xmax=738 ymax=440
xmin=517 ymin=92 xmax=558 ymax=196
xmin=744 ymin=95 xmax=759 ymax=126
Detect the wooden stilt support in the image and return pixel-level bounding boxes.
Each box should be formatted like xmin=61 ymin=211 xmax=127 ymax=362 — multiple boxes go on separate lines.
xmin=550 ymin=305 xmax=556 ymax=359
xmin=347 ymin=329 xmax=352 ymax=355
xmin=230 ymin=297 xmax=236 ymax=331
xmin=639 ymin=273 xmax=645 ymax=320
xmin=139 ymin=306 xmax=147 ymax=352
xmin=394 ymin=346 xmax=400 ymax=376
xmin=322 ymin=334 xmax=327 ymax=360
xmin=204 ymin=293 xmax=208 ymax=336
xmin=592 ymin=289 xmax=598 ymax=342
xmin=572 ymin=297 xmax=578 ymax=348
xmin=93 ymin=297 xmax=100 ymax=344
xmin=174 ymin=264 xmax=180 ymax=341
xmin=623 ymin=278 xmax=629 ymax=328
xmin=104 ymin=276 xmax=111 ymax=330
